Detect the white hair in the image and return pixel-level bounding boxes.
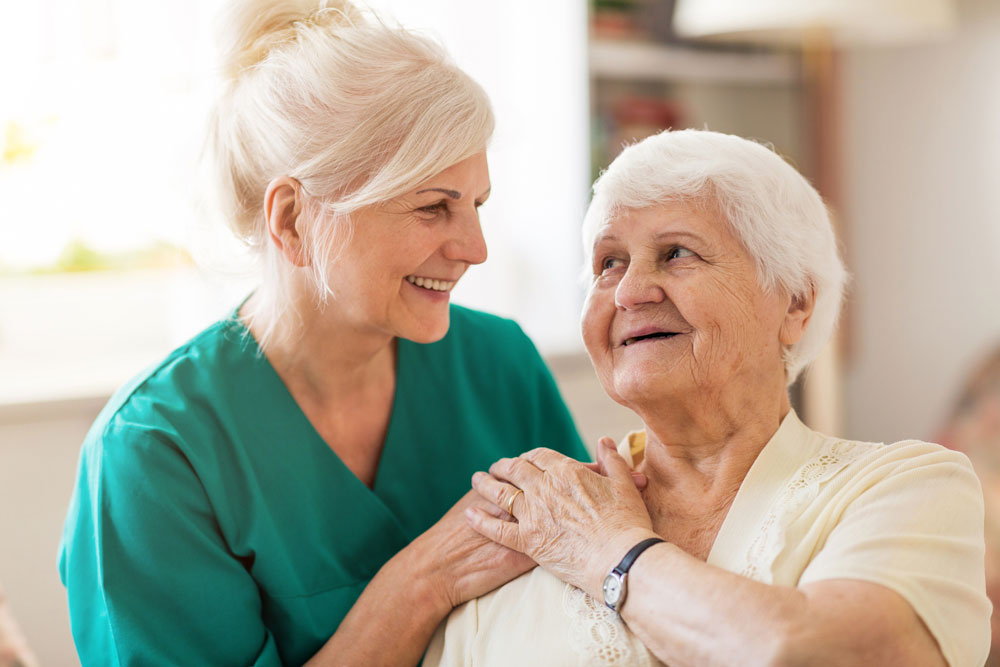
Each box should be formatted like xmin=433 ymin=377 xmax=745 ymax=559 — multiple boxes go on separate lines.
xmin=582 ymin=129 xmax=848 ymax=385
xmin=202 ymin=0 xmax=494 ymax=348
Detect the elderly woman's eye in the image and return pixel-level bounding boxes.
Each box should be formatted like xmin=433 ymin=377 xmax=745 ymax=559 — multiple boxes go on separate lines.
xmin=600 ymin=256 xmax=624 ymax=272
xmin=668 ymin=247 xmax=695 ymax=260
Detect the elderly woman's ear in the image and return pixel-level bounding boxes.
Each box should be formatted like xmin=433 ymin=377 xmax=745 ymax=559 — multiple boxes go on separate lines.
xmin=778 ymin=286 xmax=816 ymax=346
xmin=265 ymin=176 xmax=309 ymax=267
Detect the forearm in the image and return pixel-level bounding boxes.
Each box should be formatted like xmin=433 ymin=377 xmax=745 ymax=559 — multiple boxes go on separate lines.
xmin=306 ymin=548 xmax=450 ymax=667
xmin=619 ymin=544 xmax=945 ymax=667
xmin=618 ymin=542 xmax=800 ymax=665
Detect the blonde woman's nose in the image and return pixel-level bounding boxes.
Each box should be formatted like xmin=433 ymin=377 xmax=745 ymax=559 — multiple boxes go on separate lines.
xmin=444 ymin=210 xmax=488 ymax=265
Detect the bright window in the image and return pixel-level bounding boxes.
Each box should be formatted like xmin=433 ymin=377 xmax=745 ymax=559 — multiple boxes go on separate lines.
xmin=0 ymin=0 xmax=590 ymax=404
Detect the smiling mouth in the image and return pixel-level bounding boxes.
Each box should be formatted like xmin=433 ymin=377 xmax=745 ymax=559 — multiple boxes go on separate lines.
xmin=623 ymin=332 xmax=677 ymax=346
xmin=405 ymin=275 xmax=456 ymax=292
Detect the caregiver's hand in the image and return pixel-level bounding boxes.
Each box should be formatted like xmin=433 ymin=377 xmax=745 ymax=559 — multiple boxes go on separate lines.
xmin=466 ymin=439 xmax=658 ymax=597
xmin=405 ymin=488 xmax=536 ymax=614
xmin=310 ymin=489 xmax=535 ymax=667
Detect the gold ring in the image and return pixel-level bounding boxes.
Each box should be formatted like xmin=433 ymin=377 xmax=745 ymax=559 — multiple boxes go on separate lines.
xmin=504 ymin=489 xmax=523 ymax=515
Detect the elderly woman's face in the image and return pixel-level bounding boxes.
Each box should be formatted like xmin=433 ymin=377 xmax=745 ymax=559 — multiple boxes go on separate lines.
xmin=325 ymin=152 xmax=491 ymax=343
xmin=582 ymin=201 xmax=800 ymax=409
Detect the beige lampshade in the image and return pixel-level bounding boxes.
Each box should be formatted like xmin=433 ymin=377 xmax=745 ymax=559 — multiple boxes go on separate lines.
xmin=673 ymin=0 xmax=957 ymax=47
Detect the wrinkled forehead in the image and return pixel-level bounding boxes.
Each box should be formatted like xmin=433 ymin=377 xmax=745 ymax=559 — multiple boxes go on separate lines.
xmin=585 ymin=194 xmax=724 ymax=253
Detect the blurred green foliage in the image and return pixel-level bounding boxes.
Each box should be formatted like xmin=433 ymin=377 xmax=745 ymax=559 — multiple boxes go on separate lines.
xmin=594 ymin=0 xmax=639 ymax=9
xmin=2 ymin=120 xmax=40 ymax=166
xmin=5 ymin=239 xmax=194 ymax=275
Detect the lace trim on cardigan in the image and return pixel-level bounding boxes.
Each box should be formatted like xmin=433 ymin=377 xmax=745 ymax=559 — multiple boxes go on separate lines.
xmin=739 ymin=439 xmax=867 ymax=583
xmin=557 ymin=432 xmax=869 ymax=664
xmin=561 ymin=584 xmax=655 ymax=666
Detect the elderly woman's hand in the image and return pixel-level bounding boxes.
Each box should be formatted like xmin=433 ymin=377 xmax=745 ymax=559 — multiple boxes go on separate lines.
xmin=466 ymin=439 xmax=658 ymax=597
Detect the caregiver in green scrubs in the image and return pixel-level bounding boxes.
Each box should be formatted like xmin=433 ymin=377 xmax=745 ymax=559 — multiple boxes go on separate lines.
xmin=57 ymin=1 xmax=587 ymax=665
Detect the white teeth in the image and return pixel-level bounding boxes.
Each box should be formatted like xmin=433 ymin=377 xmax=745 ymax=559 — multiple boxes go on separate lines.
xmin=406 ymin=275 xmax=455 ymax=292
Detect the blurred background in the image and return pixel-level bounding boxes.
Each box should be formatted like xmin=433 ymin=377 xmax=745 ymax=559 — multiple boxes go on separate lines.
xmin=2 ymin=0 xmax=1000 ymax=663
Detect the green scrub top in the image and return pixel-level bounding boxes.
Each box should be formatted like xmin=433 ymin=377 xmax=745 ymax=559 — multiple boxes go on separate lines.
xmin=59 ymin=304 xmax=587 ymax=666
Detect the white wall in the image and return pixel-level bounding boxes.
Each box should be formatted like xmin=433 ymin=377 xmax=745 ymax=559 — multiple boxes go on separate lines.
xmin=841 ymin=0 xmax=1000 ymax=443
xmin=367 ymin=0 xmax=592 ymax=353
xmin=0 ymin=400 xmax=101 ymax=667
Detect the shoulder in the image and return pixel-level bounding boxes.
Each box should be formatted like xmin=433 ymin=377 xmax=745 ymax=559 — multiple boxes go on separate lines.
xmin=795 ymin=434 xmax=989 ymax=667
xmin=444 ymin=304 xmax=532 ymax=347
xmin=83 ymin=316 xmax=250 ymax=464
xmin=852 ymin=438 xmax=982 ymax=511
xmin=868 ymin=438 xmax=976 ymax=474
xmin=429 ymin=305 xmax=542 ymax=371
xmin=762 ymin=417 xmax=984 ymax=537
xmin=793 ymin=428 xmax=985 ymax=539
xmin=766 ymin=411 xmax=974 ymax=488
xmin=814 ymin=429 xmax=978 ymax=488
xmin=427 ymin=305 xmax=585 ymax=460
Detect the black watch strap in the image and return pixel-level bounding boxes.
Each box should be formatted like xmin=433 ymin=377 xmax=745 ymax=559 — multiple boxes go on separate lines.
xmin=614 ymin=537 xmax=665 ymax=575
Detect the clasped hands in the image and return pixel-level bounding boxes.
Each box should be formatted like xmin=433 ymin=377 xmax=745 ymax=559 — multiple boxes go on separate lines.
xmin=466 ymin=438 xmax=659 ymax=598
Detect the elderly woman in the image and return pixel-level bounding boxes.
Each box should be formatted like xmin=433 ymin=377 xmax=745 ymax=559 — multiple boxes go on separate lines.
xmin=428 ymin=129 xmax=990 ymax=666
xmin=57 ymin=1 xmax=586 ymax=665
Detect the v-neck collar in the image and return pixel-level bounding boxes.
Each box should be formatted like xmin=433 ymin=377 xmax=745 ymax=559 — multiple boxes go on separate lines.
xmin=223 ymin=313 xmax=410 ymax=537
xmin=706 ymin=410 xmax=811 ymax=569
xmin=618 ymin=411 xmax=811 ymax=569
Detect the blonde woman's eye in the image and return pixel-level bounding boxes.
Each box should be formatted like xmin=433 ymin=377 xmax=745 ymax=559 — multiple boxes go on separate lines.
xmin=668 ymin=247 xmax=694 ymax=260
xmin=417 ymin=202 xmax=448 ymax=216
xmin=601 ymin=256 xmax=624 ymax=271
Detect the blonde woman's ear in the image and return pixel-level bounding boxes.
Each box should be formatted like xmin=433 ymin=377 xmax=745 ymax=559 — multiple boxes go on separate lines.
xmin=264 ymin=176 xmax=308 ymax=267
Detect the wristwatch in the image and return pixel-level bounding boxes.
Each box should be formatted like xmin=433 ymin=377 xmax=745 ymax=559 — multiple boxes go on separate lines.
xmin=602 ymin=537 xmax=665 ymax=613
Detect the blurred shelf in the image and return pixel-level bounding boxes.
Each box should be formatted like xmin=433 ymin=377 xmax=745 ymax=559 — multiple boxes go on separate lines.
xmin=589 ymin=39 xmax=800 ymax=85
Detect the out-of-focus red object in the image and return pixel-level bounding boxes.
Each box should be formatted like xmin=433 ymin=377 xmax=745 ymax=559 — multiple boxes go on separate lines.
xmin=614 ymin=96 xmax=682 ymax=130
xmin=610 ymin=96 xmax=683 ymax=159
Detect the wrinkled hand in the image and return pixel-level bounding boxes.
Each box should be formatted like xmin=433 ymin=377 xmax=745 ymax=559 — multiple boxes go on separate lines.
xmin=466 ymin=439 xmax=658 ymax=597
xmin=403 ymin=489 xmax=536 ymax=614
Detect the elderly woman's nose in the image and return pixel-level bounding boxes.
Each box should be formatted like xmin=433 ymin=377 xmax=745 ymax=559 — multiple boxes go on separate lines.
xmin=444 ymin=210 xmax=488 ymax=265
xmin=615 ymin=263 xmax=666 ymax=310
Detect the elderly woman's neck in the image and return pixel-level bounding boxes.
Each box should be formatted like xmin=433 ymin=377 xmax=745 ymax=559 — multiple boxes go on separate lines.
xmin=637 ymin=390 xmax=792 ymax=485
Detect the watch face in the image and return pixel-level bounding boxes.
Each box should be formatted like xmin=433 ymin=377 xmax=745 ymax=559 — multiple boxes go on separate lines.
xmin=603 ymin=573 xmax=623 ymax=607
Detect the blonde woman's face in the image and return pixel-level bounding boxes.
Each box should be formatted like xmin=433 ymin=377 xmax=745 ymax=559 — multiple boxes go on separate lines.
xmin=325 ymin=151 xmax=491 ymax=343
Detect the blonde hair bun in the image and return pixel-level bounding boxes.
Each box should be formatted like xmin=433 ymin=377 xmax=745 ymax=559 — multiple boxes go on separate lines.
xmin=216 ymin=0 xmax=362 ymax=81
